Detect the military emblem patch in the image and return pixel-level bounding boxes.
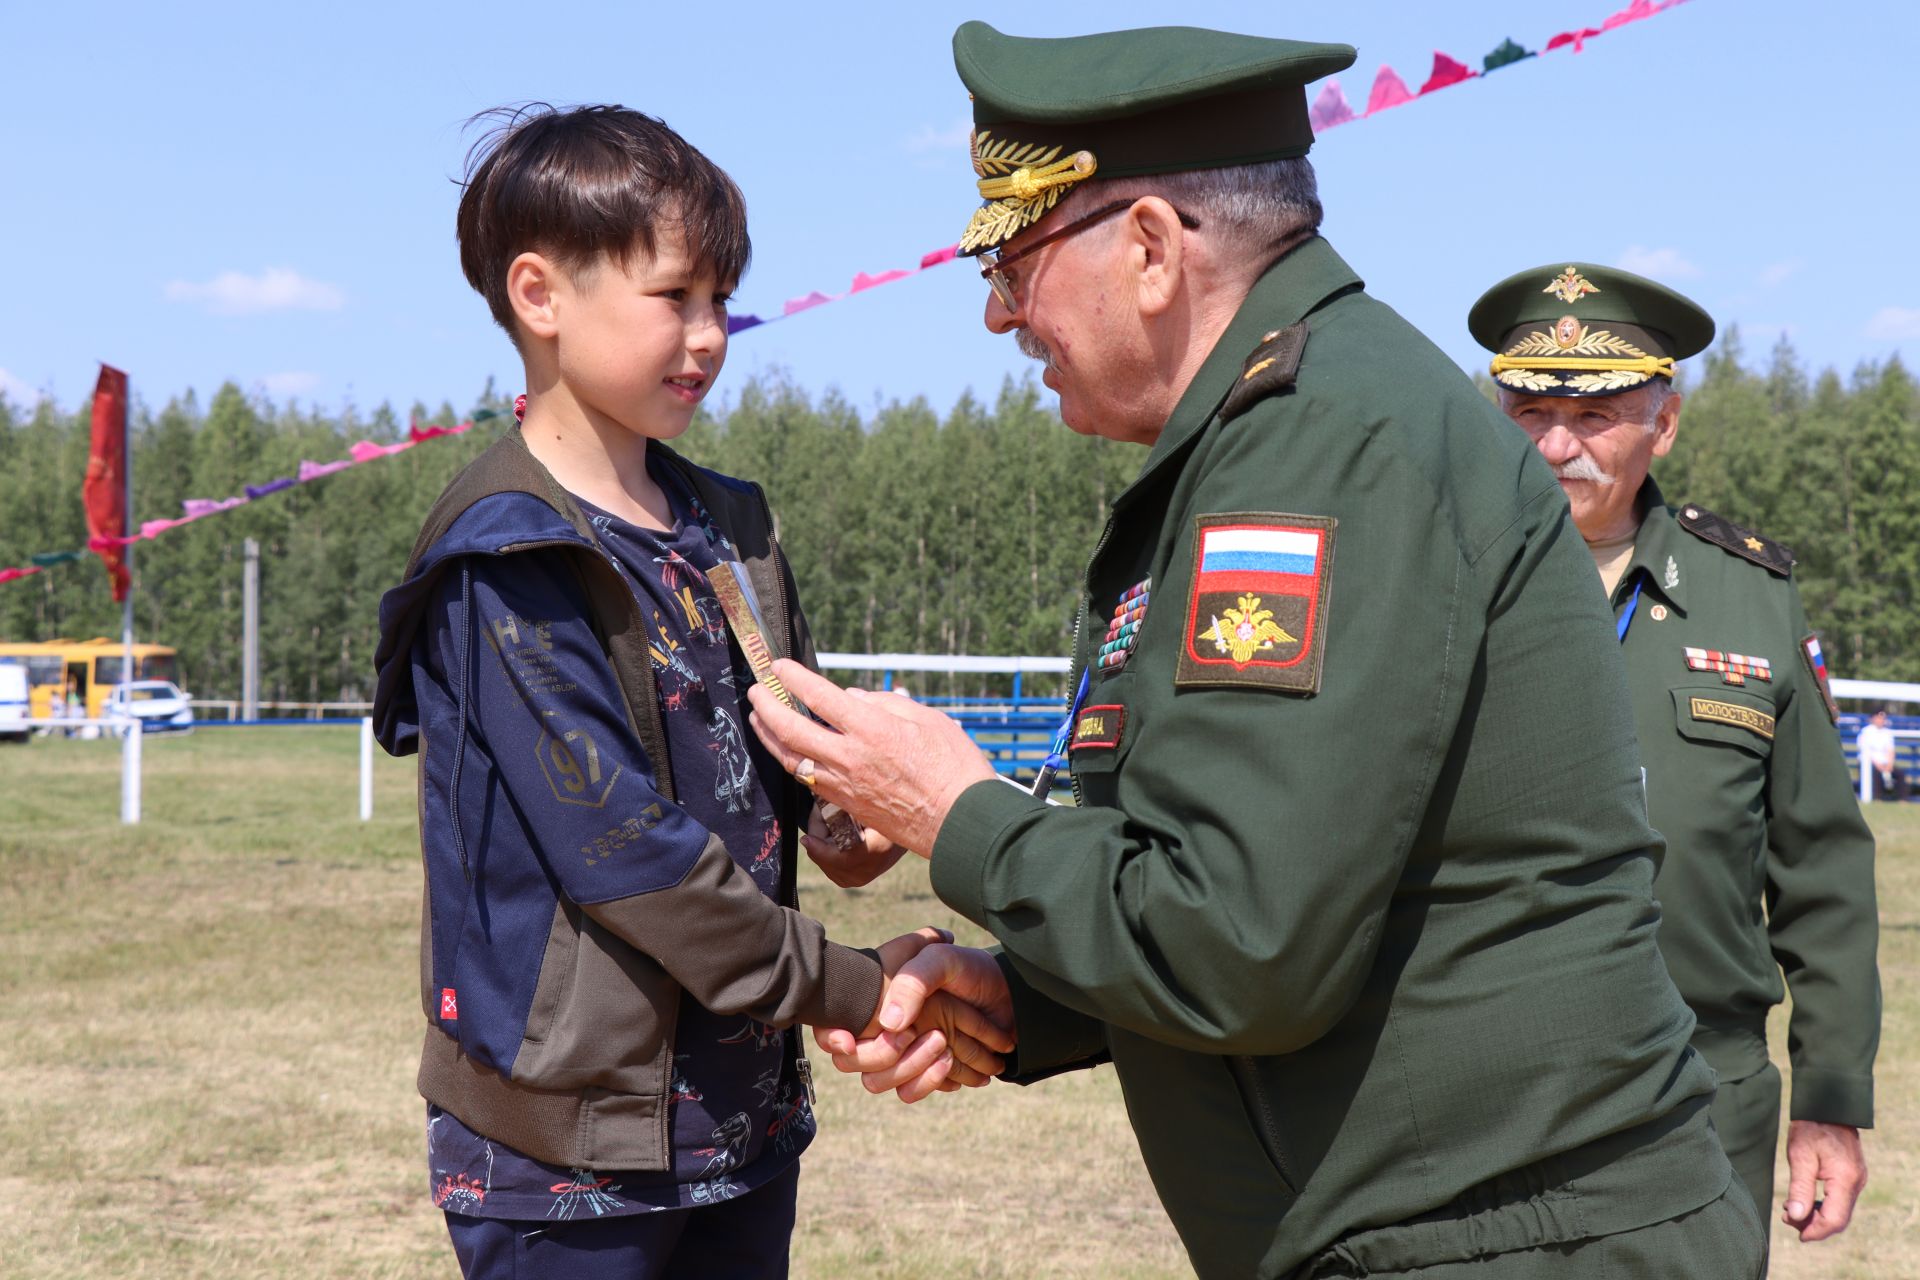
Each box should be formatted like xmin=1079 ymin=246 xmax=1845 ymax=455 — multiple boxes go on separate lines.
xmin=1175 ymin=513 xmax=1334 ymax=693
xmin=1543 ymin=266 xmax=1600 ymax=305
xmin=1689 ymin=697 xmax=1776 ymax=741
xmin=1800 ymin=633 xmax=1840 ymax=725
xmin=1070 ymin=704 xmax=1126 ymax=751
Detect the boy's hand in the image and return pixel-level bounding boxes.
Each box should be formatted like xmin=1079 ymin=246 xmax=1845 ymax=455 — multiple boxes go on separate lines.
xmin=804 ymin=804 xmax=908 ymax=887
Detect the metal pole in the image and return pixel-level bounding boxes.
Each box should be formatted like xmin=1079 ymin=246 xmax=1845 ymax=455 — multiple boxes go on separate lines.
xmin=242 ymin=538 xmax=260 ymax=721
xmin=360 ymin=716 xmax=374 ymax=821
xmin=121 ymin=719 xmax=142 ymax=824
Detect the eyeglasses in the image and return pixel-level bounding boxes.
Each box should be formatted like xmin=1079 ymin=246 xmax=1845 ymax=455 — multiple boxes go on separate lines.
xmin=978 ymin=199 xmax=1201 ymax=314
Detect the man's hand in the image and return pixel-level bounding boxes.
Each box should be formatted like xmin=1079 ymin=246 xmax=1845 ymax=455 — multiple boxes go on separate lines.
xmin=1782 ymin=1120 xmax=1867 ymax=1242
xmin=803 ymin=802 xmax=908 ymax=888
xmin=817 ymin=944 xmax=1015 ymax=1102
xmin=747 ymin=660 xmax=997 ymax=856
xmin=864 ymin=932 xmax=1013 ymax=1089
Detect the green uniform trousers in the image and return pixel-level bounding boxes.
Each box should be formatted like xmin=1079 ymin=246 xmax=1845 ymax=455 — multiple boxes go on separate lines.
xmin=1710 ymin=1062 xmax=1782 ymax=1256
xmin=1299 ymin=1101 xmax=1763 ymax=1278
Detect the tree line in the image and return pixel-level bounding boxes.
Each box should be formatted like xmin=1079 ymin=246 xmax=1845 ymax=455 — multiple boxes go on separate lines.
xmin=0 ymin=336 xmax=1914 ymax=704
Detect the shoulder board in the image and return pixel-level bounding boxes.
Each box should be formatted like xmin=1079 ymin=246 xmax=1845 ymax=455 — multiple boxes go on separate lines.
xmin=1676 ymin=502 xmax=1795 ymax=577
xmin=1221 ymin=324 xmax=1308 ymax=423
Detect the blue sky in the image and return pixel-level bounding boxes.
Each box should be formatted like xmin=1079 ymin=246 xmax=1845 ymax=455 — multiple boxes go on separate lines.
xmin=3 ymin=0 xmax=1915 ymax=424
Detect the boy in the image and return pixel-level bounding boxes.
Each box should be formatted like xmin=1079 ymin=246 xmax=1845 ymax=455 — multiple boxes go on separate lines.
xmin=371 ymin=105 xmax=1006 ymax=1278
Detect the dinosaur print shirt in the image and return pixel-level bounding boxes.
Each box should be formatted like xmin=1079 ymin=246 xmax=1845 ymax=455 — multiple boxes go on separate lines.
xmin=429 ymin=459 xmax=816 ymax=1219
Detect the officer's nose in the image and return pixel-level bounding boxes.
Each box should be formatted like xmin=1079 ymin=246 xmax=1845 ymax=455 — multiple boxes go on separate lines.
xmin=1534 ymin=423 xmax=1581 ymax=467
xmin=984 ymin=290 xmax=1021 ymax=334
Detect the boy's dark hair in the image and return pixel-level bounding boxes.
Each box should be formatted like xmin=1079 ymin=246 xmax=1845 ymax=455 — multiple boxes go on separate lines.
xmin=456 ymin=103 xmax=751 ymax=342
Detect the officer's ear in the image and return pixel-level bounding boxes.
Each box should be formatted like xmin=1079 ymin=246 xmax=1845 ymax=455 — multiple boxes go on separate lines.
xmin=1124 ymin=196 xmax=1187 ymax=319
xmin=1649 ymin=388 xmax=1683 ymax=459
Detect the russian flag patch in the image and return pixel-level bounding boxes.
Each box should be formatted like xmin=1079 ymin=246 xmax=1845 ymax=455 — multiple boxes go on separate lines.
xmin=1800 ymin=634 xmax=1839 ymax=725
xmin=1176 ymin=513 xmax=1335 ymax=693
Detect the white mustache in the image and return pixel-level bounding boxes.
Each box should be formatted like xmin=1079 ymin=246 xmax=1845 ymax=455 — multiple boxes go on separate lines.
xmin=1554 ymin=455 xmax=1616 ymax=486
xmin=1015 ymin=328 xmax=1054 ymax=368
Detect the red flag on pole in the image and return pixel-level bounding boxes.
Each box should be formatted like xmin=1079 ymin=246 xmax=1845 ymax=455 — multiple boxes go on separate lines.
xmin=85 ymin=364 xmax=131 ymax=602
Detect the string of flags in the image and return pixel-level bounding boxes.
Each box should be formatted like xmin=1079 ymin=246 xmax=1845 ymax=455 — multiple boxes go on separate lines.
xmin=3 ymin=0 xmax=1694 ymax=591
xmin=722 ymin=0 xmax=1690 ymax=336
xmin=0 ymin=414 xmax=485 ymax=587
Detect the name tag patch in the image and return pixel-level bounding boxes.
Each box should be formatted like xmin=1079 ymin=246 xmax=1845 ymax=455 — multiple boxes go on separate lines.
xmin=1071 ymin=704 xmax=1126 ymax=751
xmin=1176 ymin=513 xmax=1335 ymax=693
xmin=1690 ymin=697 xmax=1775 ymax=741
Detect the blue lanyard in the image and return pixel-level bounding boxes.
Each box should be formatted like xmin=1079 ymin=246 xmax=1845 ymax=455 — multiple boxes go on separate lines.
xmin=1616 ymin=577 xmax=1644 ymax=644
xmin=1032 ymin=669 xmax=1091 ymax=796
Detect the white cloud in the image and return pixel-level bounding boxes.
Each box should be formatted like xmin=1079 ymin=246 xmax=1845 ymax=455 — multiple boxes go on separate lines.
xmin=905 ymin=117 xmax=973 ymax=155
xmin=164 ymin=267 xmax=345 ymax=315
xmin=0 ymin=367 xmax=47 ymax=408
xmin=1615 ymin=245 xmax=1703 ymax=280
xmin=1759 ymin=259 xmax=1803 ymax=288
xmin=1865 ymin=306 xmax=1920 ymax=341
xmin=257 ymin=370 xmax=322 ymax=398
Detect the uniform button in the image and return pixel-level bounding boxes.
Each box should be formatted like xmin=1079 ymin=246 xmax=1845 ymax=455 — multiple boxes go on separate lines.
xmin=1684 ymin=508 xmax=1698 ymax=518
xmin=1261 ymin=330 xmax=1281 ymax=343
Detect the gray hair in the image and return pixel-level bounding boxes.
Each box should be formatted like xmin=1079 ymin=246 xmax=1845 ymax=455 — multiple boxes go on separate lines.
xmin=1063 ymin=156 xmax=1323 ymax=267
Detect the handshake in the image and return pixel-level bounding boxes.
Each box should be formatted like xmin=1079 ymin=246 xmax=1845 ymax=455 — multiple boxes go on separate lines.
xmin=824 ymin=927 xmax=1019 ymax=1102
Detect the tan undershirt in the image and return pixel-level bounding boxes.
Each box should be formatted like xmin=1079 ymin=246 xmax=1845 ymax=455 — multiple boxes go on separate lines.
xmin=1589 ymin=532 xmax=1638 ymax=598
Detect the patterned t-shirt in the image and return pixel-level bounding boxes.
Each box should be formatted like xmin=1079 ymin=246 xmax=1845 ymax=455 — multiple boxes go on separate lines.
xmin=428 ymin=459 xmax=817 ymax=1220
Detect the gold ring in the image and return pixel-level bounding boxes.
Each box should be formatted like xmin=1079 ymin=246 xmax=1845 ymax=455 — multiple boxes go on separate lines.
xmin=795 ymin=757 xmax=817 ymax=789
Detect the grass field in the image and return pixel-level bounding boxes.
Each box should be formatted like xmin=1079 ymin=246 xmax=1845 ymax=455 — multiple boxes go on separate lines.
xmin=0 ymin=728 xmax=1912 ymax=1277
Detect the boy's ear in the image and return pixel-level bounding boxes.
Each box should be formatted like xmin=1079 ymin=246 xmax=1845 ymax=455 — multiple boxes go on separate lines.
xmin=506 ymin=252 xmax=560 ymax=340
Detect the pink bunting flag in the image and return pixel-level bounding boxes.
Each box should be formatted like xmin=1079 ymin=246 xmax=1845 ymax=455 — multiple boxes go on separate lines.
xmin=1309 ymin=78 xmax=1356 ymax=131
xmin=0 ymin=566 xmax=43 ymax=585
xmin=1418 ymin=53 xmax=1476 ymax=95
xmin=919 ymin=245 xmax=959 ymax=269
xmin=297 ymin=458 xmax=354 ymax=482
xmin=1604 ymin=0 xmax=1660 ymax=31
xmin=851 ymin=269 xmax=912 ymax=293
xmin=350 ymin=439 xmax=413 ymax=463
xmin=1546 ymin=26 xmax=1603 ymax=52
xmin=88 ymin=534 xmax=142 ymax=552
xmin=182 ymin=496 xmax=248 ymax=519
xmin=408 ymin=420 xmax=470 ymax=443
xmin=140 ymin=517 xmax=184 ymax=538
xmin=783 ymin=292 xmax=833 ymax=316
xmin=1365 ymin=65 xmax=1415 ymax=115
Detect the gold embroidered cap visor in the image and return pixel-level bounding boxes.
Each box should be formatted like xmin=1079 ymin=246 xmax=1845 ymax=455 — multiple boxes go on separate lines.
xmin=951 ymin=22 xmax=1356 ymax=255
xmin=1467 ymin=261 xmax=1716 ymax=398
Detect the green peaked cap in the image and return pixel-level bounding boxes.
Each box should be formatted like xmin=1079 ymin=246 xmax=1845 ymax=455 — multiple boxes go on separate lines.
xmin=951 ymin=22 xmax=1356 ymax=255
xmin=1468 ymin=262 xmax=1716 ymax=398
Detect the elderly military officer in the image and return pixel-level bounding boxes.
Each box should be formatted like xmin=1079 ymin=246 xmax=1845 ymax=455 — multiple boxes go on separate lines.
xmin=1471 ymin=264 xmax=1880 ymax=1258
xmin=749 ymin=25 xmax=1763 ymax=1278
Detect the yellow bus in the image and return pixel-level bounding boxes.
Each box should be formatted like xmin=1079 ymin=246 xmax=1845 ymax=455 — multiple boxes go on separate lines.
xmin=0 ymin=639 xmax=180 ymax=720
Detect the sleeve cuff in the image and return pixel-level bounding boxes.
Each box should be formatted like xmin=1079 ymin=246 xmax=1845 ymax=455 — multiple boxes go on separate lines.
xmin=815 ymin=941 xmax=885 ymax=1034
xmin=994 ymin=951 xmax=1110 ymax=1083
xmin=929 ymin=777 xmax=1039 ymax=928
xmin=1789 ymin=1067 xmax=1874 ymax=1128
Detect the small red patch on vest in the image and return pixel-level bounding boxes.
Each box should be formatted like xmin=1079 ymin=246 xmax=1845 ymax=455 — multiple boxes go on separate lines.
xmin=440 ymin=987 xmax=459 ymax=1020
xmin=1071 ymin=704 xmax=1126 ymax=751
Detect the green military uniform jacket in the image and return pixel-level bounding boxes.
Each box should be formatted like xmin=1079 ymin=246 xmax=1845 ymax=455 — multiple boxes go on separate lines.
xmin=1609 ymin=483 xmax=1879 ymax=1124
xmin=930 ymin=239 xmax=1730 ymax=1277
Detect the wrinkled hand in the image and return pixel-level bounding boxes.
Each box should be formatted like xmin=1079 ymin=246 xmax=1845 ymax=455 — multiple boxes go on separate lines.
xmin=803 ymin=802 xmax=908 ymax=888
xmin=1782 ymin=1120 xmax=1867 ymax=1242
xmin=817 ymin=944 xmax=1015 ymax=1102
xmin=865 ymin=931 xmax=1013 ymax=1089
xmin=748 ymin=661 xmax=996 ymax=857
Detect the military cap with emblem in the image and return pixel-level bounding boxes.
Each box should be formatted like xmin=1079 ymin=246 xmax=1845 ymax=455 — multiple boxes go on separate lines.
xmin=950 ymin=23 xmax=1356 ymax=254
xmin=1467 ymin=263 xmax=1715 ymax=397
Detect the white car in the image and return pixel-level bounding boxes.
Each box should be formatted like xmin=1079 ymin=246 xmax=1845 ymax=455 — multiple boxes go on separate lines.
xmin=105 ymin=680 xmax=195 ymax=735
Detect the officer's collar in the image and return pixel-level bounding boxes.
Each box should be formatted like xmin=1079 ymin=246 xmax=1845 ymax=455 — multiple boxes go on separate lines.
xmin=1615 ymin=477 xmax=1689 ymax=615
xmin=1139 ymin=235 xmax=1362 ymax=475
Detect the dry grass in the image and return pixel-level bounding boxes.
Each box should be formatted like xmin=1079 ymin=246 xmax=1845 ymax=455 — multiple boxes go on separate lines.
xmin=0 ymin=729 xmax=1911 ymax=1277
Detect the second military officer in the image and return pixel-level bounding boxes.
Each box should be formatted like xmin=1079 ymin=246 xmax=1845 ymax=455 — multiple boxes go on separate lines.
xmin=1471 ymin=263 xmax=1880 ymax=1265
